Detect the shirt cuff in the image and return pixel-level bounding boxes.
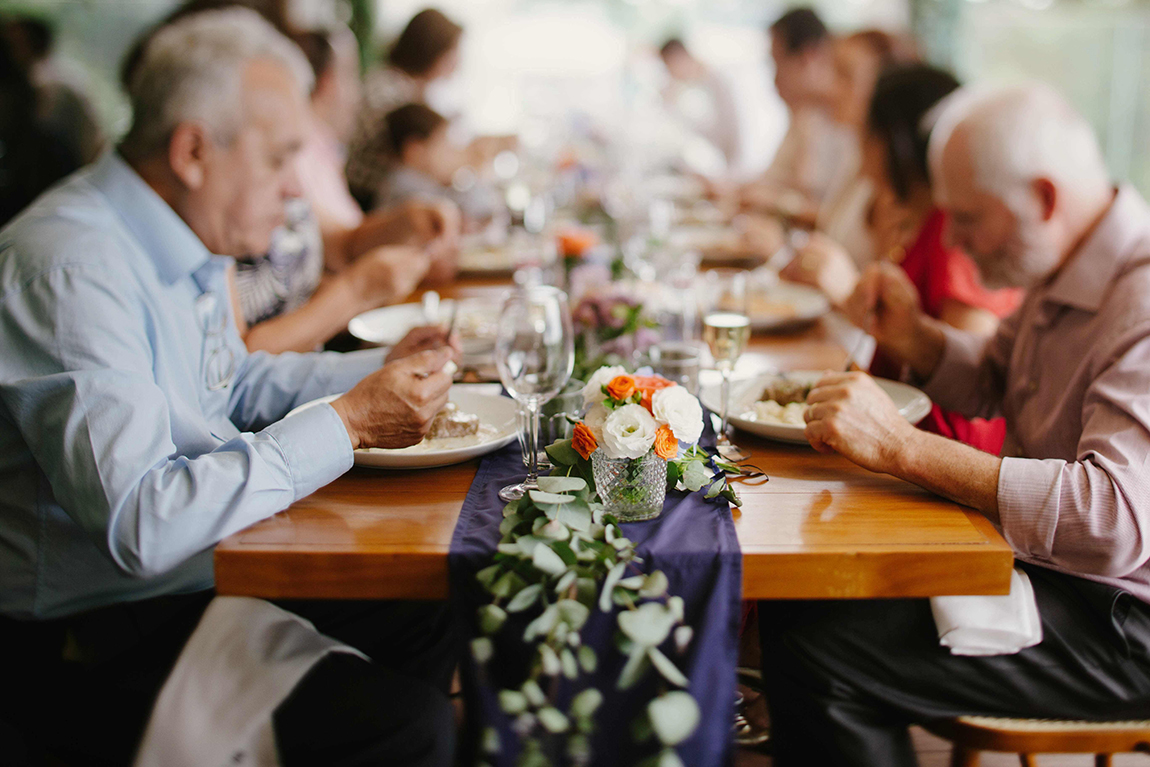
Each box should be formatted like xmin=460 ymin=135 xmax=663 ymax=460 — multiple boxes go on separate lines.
xmin=921 ymin=324 xmax=985 ymax=405
xmin=264 ymin=401 xmax=354 ymax=500
xmin=996 ymin=455 xmax=1065 ymax=560
xmin=316 ymin=348 xmax=387 ymax=397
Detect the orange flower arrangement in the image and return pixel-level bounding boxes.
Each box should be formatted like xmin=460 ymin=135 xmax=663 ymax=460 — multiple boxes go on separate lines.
xmin=605 ymin=374 xmax=636 ymax=402
xmin=632 ymin=374 xmax=675 ymax=413
xmin=557 ymin=227 xmax=599 ymax=259
xmin=572 ymin=422 xmax=598 ymax=460
xmin=652 ymin=424 xmax=678 ymax=460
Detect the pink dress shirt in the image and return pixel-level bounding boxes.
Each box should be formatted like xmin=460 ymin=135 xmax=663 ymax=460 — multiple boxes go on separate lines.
xmin=923 ymin=186 xmax=1150 ymax=602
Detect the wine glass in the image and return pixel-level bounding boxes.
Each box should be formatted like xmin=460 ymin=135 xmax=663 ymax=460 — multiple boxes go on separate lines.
xmin=701 ymin=269 xmax=751 ymax=462
xmin=495 ymin=286 xmax=575 ymax=501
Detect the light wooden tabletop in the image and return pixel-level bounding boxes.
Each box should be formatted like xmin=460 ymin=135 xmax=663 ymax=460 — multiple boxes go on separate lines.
xmin=214 ymin=279 xmax=1014 ymax=601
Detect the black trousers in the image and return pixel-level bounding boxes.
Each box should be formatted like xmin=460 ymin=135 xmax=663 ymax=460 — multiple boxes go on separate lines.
xmin=1 ymin=593 xmax=459 ymax=767
xmin=758 ymin=563 xmax=1150 ymax=766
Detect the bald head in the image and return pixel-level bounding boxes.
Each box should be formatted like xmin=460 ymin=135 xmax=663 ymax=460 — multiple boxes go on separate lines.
xmin=926 ymin=83 xmax=1114 ymax=289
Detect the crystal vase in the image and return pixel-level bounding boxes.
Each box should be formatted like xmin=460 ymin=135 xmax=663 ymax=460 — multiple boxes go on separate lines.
xmin=591 ymin=450 xmax=668 ymax=522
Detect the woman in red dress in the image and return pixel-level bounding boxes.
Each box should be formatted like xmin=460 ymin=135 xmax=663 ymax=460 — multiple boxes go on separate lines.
xmin=786 ymin=64 xmax=1021 ymax=454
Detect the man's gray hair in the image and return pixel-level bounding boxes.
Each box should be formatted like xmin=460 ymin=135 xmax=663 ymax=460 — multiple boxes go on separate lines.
xmin=928 ymin=82 xmax=1109 ymax=210
xmin=121 ymin=7 xmax=314 ymax=161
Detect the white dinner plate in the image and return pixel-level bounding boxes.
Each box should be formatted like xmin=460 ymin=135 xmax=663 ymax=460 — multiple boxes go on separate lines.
xmin=700 ymin=370 xmax=932 ymax=446
xmin=286 ymin=385 xmax=519 ymax=469
xmin=348 ymin=301 xmax=451 ymax=347
xmin=748 ymin=281 xmax=831 ymax=332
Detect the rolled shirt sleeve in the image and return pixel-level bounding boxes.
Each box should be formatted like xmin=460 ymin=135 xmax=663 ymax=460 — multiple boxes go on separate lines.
xmin=995 ymin=329 xmax=1150 ymax=579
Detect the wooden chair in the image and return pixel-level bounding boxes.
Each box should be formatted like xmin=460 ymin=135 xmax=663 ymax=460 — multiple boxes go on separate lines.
xmin=924 ymin=715 xmax=1150 ymax=766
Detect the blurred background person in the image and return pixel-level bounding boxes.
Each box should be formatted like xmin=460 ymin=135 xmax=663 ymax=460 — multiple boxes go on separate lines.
xmin=2 ymin=14 xmax=104 ymax=165
xmin=346 ymin=7 xmax=462 ymax=208
xmin=658 ymin=37 xmax=743 ymax=173
xmin=0 ymin=28 xmax=80 ymax=227
xmin=378 ymin=103 xmax=500 ymax=229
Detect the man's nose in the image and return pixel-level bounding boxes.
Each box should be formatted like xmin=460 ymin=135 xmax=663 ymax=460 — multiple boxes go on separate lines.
xmin=281 ymin=159 xmax=303 ymax=200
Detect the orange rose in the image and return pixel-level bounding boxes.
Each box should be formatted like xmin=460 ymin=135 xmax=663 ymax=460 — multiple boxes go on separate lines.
xmin=558 ymin=228 xmax=598 ymax=258
xmin=572 ymin=422 xmax=598 ymax=460
xmin=633 ymin=375 xmax=675 ymax=412
xmin=653 ymin=424 xmax=678 ymax=461
xmin=605 ymin=374 xmax=637 ymax=402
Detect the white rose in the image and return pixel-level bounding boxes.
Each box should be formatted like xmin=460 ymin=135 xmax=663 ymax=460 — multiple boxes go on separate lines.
xmin=652 ymin=385 xmax=704 ymax=444
xmin=600 ymin=404 xmax=658 ymax=460
xmin=583 ymin=404 xmax=610 ymax=442
xmin=581 ymin=365 xmax=628 ymax=406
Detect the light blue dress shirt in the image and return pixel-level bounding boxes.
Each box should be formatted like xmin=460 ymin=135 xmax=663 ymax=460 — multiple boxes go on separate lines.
xmin=0 ymin=153 xmax=384 ymax=619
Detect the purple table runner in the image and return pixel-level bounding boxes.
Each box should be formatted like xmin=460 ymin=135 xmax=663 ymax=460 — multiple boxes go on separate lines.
xmin=449 ymin=426 xmax=742 ymax=766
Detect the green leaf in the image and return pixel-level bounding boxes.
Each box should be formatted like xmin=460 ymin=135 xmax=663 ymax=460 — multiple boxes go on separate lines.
xmin=681 ymin=460 xmax=709 ymax=492
xmin=502 ymin=499 xmax=521 ymax=517
xmin=538 ymin=643 xmax=561 ymax=676
xmin=551 ymin=540 xmax=578 ymax=566
xmin=535 ymin=519 xmax=571 ymax=541
xmin=566 ymin=733 xmax=591 ymax=761
xmin=554 ymin=569 xmax=577 ymax=595
xmin=617 ymin=602 xmax=676 ymax=647
xmin=667 ymin=595 xmax=685 ymax=622
xmin=481 ymin=727 xmax=501 ymax=755
xmin=521 ymin=679 xmax=547 ymax=708
xmin=617 ymin=645 xmax=651 ymax=690
xmin=528 ymin=490 xmax=575 ymax=505
xmin=499 ymin=514 xmax=523 ymax=536
xmin=516 ymin=535 xmax=547 ymax=557
xmin=577 ymin=645 xmax=598 ymax=673
xmin=532 ymin=543 xmax=568 ymax=576
xmin=632 ymin=714 xmax=654 ymax=745
xmin=648 ymin=691 xmax=700 ymax=746
xmin=558 ymin=503 xmax=592 ymax=532
xmin=639 ymin=571 xmax=670 ymax=598
xmin=674 ymin=625 xmax=693 ymax=653
xmin=497 ymin=542 xmax=523 ymax=556
xmin=657 ymin=748 xmax=686 ymax=767
xmin=571 ymin=688 xmax=603 ymax=719
xmin=478 ymin=604 xmax=507 ymax=634
xmin=556 ymin=599 xmax=590 ymax=630
xmin=560 ymin=648 xmax=579 ymax=679
xmin=498 ymin=689 xmax=528 ymax=715
xmin=490 ymin=571 xmax=527 ymax=599
xmin=471 ymin=637 xmax=494 ymax=664
xmin=545 ymin=439 xmax=581 ymax=466
xmin=536 ymin=476 xmax=586 ymax=493
xmin=617 ymin=575 xmax=646 ymax=590
xmin=599 ymin=561 xmax=628 ymax=612
xmin=576 ymin=577 xmax=599 ymax=606
xmin=537 ymin=707 xmax=570 ymax=734
xmin=665 ymin=460 xmax=683 ymax=488
xmin=506 ymin=583 xmax=543 ymax=613
xmin=647 ymin=646 xmax=689 ymax=687
xmin=476 ymin=564 xmax=502 ymax=589
xmin=524 ymin=603 xmax=560 ymax=641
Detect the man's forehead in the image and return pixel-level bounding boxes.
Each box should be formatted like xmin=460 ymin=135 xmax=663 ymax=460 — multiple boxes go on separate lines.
xmin=934 ymin=126 xmax=977 ymax=206
xmin=239 ymin=57 xmax=306 ymax=141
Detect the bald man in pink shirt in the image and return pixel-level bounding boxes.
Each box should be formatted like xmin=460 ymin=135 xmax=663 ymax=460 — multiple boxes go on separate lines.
xmin=758 ymin=84 xmax=1150 ymax=766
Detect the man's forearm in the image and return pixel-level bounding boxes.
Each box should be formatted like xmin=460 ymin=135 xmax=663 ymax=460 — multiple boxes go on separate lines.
xmin=894 ymin=428 xmax=1002 ymax=520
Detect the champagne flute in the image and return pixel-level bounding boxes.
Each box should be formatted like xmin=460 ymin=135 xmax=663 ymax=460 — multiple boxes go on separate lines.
xmin=495 ymin=286 xmax=575 ymax=501
xmin=702 ymin=269 xmax=751 ymax=462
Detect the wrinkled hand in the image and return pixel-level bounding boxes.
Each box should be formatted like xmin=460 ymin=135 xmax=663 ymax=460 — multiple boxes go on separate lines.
xmin=803 ymin=372 xmax=917 ymax=474
xmin=331 ymin=347 xmax=454 ymax=449
xmin=737 ymin=213 xmax=785 ymax=260
xmin=841 ymin=262 xmax=923 ymax=361
xmin=780 ymin=232 xmax=859 ymax=305
xmin=346 ymin=245 xmax=431 ymax=310
xmin=385 ymin=324 xmax=462 ymax=365
xmin=404 ymin=199 xmax=462 ymax=251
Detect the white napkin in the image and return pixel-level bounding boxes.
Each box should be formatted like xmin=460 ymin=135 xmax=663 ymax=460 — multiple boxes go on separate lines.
xmin=135 ymin=596 xmax=365 ymax=767
xmin=930 ymin=566 xmax=1043 ymax=656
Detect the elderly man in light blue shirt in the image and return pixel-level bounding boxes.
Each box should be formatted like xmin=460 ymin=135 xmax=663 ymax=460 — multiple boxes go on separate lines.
xmin=0 ymin=9 xmax=458 ymax=766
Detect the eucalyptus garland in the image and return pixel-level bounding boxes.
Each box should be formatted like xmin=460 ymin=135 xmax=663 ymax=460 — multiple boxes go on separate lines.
xmin=470 ymin=439 xmax=740 ymax=767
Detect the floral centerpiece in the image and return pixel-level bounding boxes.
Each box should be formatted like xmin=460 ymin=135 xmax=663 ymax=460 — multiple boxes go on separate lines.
xmin=570 ymin=293 xmax=659 ymax=383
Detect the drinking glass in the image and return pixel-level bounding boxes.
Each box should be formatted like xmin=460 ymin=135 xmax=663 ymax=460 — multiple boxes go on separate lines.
xmin=650 ymin=341 xmax=702 ymax=394
xmin=495 ymin=286 xmax=575 ymax=501
xmin=701 ymin=269 xmax=751 ymax=461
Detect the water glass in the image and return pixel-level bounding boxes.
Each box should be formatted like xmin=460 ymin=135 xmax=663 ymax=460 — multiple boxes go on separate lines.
xmin=650 ymin=342 xmax=702 ymax=395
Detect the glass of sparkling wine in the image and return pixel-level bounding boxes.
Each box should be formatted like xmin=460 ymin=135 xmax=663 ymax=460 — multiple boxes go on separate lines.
xmin=495 ymin=286 xmax=575 ymax=501
xmin=702 ymin=269 xmax=751 ymax=461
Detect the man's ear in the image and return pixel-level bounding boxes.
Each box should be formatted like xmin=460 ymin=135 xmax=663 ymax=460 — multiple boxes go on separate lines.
xmin=1032 ymin=178 xmax=1057 ymax=222
xmin=168 ymin=122 xmax=211 ymax=190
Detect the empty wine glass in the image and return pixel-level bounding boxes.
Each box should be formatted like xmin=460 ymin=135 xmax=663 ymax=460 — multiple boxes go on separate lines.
xmin=495 ymin=286 xmax=575 ymax=501
xmin=701 ymin=269 xmax=751 ymax=462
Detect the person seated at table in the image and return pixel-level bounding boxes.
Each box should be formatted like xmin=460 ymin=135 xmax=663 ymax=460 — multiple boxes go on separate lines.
xmin=787 ymin=64 xmax=1022 ymax=455
xmin=759 ymin=82 xmax=1150 ymax=766
xmin=378 ymin=102 xmax=500 ymax=229
xmin=658 ymin=37 xmax=744 ymax=172
xmin=0 ymin=9 xmax=461 ymax=765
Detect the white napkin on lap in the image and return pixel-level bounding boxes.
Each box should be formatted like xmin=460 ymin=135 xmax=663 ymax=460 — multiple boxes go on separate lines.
xmin=930 ymin=567 xmax=1043 ymax=656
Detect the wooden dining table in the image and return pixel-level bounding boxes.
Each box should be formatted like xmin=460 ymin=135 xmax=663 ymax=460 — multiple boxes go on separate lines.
xmin=215 ymin=275 xmax=1014 ymax=602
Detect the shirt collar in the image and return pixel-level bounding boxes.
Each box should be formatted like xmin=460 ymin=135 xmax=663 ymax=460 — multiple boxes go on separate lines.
xmin=1043 ymin=185 xmax=1149 ymax=312
xmin=89 ymin=152 xmax=212 ymax=286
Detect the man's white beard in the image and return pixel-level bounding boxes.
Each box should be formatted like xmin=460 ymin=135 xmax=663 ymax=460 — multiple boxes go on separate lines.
xmin=976 ymin=220 xmax=1060 ymax=291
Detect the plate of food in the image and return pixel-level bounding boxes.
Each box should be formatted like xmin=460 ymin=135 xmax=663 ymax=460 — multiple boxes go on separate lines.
xmin=457 ymin=241 xmax=517 ymax=275
xmin=348 ymin=297 xmax=501 ymax=359
xmin=286 ymin=385 xmax=519 ymax=468
xmin=747 ymin=280 xmax=830 ymax=332
xmin=700 ymin=370 xmax=932 ymax=445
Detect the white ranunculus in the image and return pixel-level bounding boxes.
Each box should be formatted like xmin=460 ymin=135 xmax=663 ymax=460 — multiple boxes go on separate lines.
xmin=601 ymin=404 xmax=658 ymax=460
xmin=583 ymin=404 xmax=610 ymax=442
xmin=652 ymin=385 xmax=704 ymax=444
xmin=581 ymin=365 xmax=628 ymax=406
